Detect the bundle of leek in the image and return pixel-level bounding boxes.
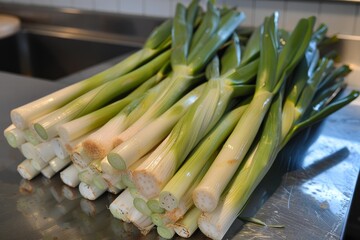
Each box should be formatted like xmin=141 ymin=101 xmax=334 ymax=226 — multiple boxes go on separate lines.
xmin=9 ymin=19 xmax=172 ymax=131
xmin=112 ymin=0 xmax=245 ymax=148
xmin=4 ymin=16 xmax=173 ymax=181
xmin=128 ymin=1 xmax=251 ymax=199
xmin=193 ymin=13 xmax=316 ymax=212
xmin=198 ymin=28 xmax=359 ymax=240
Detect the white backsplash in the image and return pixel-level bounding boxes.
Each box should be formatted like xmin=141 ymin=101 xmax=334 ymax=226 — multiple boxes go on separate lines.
xmin=0 ymin=0 xmax=359 ymax=36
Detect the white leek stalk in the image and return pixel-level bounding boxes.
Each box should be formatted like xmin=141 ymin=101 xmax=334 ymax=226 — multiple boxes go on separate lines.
xmin=49 ymin=156 xmax=71 ymax=172
xmin=128 ymin=207 xmax=154 ymax=235
xmin=50 ymin=138 xmax=69 ymax=159
xmin=33 ymin=141 xmax=55 ymax=163
xmin=23 ymin=129 xmax=41 ymax=145
xmin=78 ymin=182 xmax=106 ymax=200
xmin=41 ymin=165 xmax=56 ymax=179
xmin=109 ymin=188 xmax=134 ymax=222
xmin=71 ymin=146 xmax=93 ymax=169
xmin=20 ymin=142 xmax=37 ymax=159
xmin=17 ymin=159 xmax=40 ymax=180
xmin=159 ymin=103 xmax=248 ymax=210
xmin=30 ymin=157 xmax=48 ymax=171
xmin=78 ymin=158 xmax=102 ymax=185
xmin=60 ymin=164 xmax=81 ymax=187
xmin=198 ymin=89 xmax=282 ymax=240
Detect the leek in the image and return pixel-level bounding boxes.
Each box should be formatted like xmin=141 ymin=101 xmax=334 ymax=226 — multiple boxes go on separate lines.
xmin=173 ymin=206 xmax=202 ymax=238
xmin=116 ymin=1 xmax=245 ymax=146
xmin=79 ymin=182 xmax=106 ymax=200
xmin=193 ymin=14 xmax=315 ymax=212
xmin=10 ymin=19 xmax=172 ymax=130
xmin=107 ymin=84 xmax=206 ymax=170
xmin=147 ymin=198 xmax=165 ymax=214
xmin=159 ymin=102 xmax=249 ymax=210
xmin=132 ymin=36 xmax=256 ymax=199
xmin=33 ymin=50 xmax=171 ymax=140
xmin=80 ymin=71 xmax=170 ymax=160
xmin=4 ymin=124 xmax=25 ymax=148
xmin=198 ymin=87 xmax=283 ymax=240
xmin=17 ymin=159 xmax=40 ymax=180
xmin=41 ymin=165 xmax=56 ymax=179
xmin=60 ymin=164 xmax=81 ymax=187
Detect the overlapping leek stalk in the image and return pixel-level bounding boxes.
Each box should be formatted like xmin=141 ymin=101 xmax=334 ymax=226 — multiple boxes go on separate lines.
xmin=193 ymin=13 xmax=316 ymax=212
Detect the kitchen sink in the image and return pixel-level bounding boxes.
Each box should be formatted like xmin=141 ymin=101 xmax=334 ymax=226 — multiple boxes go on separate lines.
xmin=0 ymin=29 xmax=140 ymax=80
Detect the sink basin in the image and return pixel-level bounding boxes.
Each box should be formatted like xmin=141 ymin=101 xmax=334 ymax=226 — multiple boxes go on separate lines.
xmin=0 ymin=28 xmax=140 ymax=80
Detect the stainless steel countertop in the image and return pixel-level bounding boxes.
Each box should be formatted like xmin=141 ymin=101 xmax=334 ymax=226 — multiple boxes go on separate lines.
xmin=0 ymin=69 xmax=359 ymax=240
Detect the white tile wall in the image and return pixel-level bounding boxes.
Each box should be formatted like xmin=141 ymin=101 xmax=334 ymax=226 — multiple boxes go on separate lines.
xmin=254 ymin=0 xmax=285 ymax=28
xmin=144 ymin=0 xmax=171 ymax=17
xmin=226 ymin=0 xmax=254 ymax=27
xmin=356 ymin=5 xmax=360 ymax=36
xmin=94 ymin=0 xmax=119 ymax=13
xmin=119 ymin=0 xmax=143 ymax=15
xmin=284 ymin=1 xmax=320 ymax=31
xmin=73 ymin=0 xmax=94 ymax=10
xmin=318 ymin=2 xmax=357 ymax=35
xmin=1 ymin=0 xmax=360 ymax=36
xmin=51 ymin=0 xmax=73 ymax=8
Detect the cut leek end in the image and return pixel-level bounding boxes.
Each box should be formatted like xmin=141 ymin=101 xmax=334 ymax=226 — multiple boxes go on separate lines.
xmin=151 ymin=213 xmax=165 ymax=227
xmin=147 ymin=199 xmax=165 ymax=214
xmin=78 ymin=170 xmax=95 ymax=185
xmin=82 ymin=140 xmax=108 ymax=160
xmin=198 ymin=214 xmax=223 ymax=240
xmin=134 ymin=198 xmax=153 ymax=216
xmin=10 ymin=110 xmax=26 ymax=130
xmin=34 ymin=123 xmax=48 ymax=140
xmin=114 ymin=178 xmax=126 ymax=190
xmin=133 ymin=170 xmax=161 ymax=199
xmin=78 ymin=182 xmax=106 ymax=200
xmin=107 ymin=152 xmax=127 ymax=170
xmin=173 ymin=224 xmax=192 ymax=238
xmin=93 ymin=175 xmax=109 ymax=190
xmin=109 ymin=202 xmax=130 ymax=223
xmin=17 ymin=159 xmax=40 ymax=180
xmin=173 ymin=206 xmax=201 ymax=238
xmin=157 ymin=226 xmax=175 ymax=239
xmin=60 ymin=164 xmax=80 ymax=187
xmin=192 ymin=187 xmax=218 ymax=212
xmin=122 ymin=173 xmax=136 ymax=188
xmin=4 ymin=131 xmax=18 ymax=148
xmin=159 ymin=191 xmax=179 ymax=211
